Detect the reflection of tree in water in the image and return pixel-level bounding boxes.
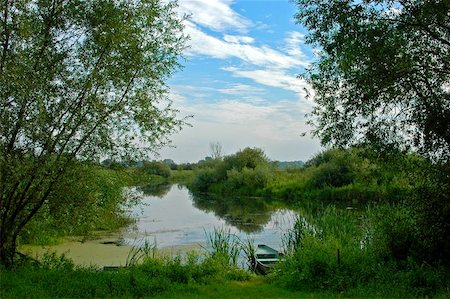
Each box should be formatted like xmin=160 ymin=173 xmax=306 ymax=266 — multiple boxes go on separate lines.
xmin=139 ymin=183 xmax=172 ymax=198
xmin=191 ymin=193 xmax=272 ymax=233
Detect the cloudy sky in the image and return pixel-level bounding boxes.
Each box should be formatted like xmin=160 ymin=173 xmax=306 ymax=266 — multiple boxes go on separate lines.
xmin=159 ymin=0 xmax=322 ymax=163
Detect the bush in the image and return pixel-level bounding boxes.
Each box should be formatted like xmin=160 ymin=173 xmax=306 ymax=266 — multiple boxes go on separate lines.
xmin=189 ymin=147 xmax=274 ymax=196
xmin=226 ymin=165 xmax=272 ymax=195
xmin=20 ymin=164 xmax=132 ymax=244
xmin=364 ymin=204 xmax=418 ymax=262
xmin=141 ymin=161 xmax=171 ymax=178
xmin=191 ymin=168 xmax=218 ymax=192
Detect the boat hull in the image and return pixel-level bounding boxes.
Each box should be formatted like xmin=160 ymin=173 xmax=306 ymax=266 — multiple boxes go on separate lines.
xmin=254 ymin=244 xmax=282 ymax=274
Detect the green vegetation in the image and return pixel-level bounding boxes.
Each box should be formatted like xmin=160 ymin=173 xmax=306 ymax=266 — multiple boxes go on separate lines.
xmin=17 ymin=161 xmax=168 ymax=246
xmin=274 ymin=1 xmax=450 ymax=296
xmin=274 ymin=206 xmax=450 ymax=298
xmin=293 ymin=0 xmax=450 ymax=162
xmin=16 ymin=159 xmax=196 ymax=247
xmin=205 ymin=227 xmax=241 ymax=267
xmin=0 ymin=0 xmax=187 ymax=266
xmin=0 ymin=252 xmax=253 ymax=298
xmin=1 ymin=0 xmax=449 ymax=297
xmin=190 ymin=147 xmax=273 ymax=195
xmin=20 ymin=164 xmax=133 ymax=245
xmin=0 ymin=259 xmax=322 ymax=299
xmin=187 ymin=145 xmax=450 ymax=296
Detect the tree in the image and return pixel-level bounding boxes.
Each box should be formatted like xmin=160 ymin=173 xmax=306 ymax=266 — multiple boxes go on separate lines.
xmin=209 ymin=141 xmax=223 ymax=160
xmin=0 ymin=0 xmax=187 ymax=266
xmin=294 ymin=0 xmax=450 ymax=162
xmin=294 ymin=0 xmax=450 ymax=264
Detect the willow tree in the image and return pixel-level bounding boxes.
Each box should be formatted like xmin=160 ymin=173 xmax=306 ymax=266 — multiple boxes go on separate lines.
xmin=0 ymin=0 xmax=187 ymax=266
xmin=295 ymin=0 xmax=450 ymax=162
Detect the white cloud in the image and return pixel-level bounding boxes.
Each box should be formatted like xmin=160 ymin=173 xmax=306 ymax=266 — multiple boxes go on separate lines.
xmin=184 ymin=22 xmax=309 ymax=69
xmin=178 ymin=0 xmax=251 ymax=32
xmin=223 ymin=67 xmax=312 ymax=100
xmin=223 ymin=34 xmax=254 ymax=44
xmin=284 ymin=31 xmax=306 ymax=58
xmin=163 ymin=90 xmax=320 ymax=162
xmin=161 ymin=1 xmax=322 ymax=162
xmin=217 ymin=83 xmax=264 ymax=95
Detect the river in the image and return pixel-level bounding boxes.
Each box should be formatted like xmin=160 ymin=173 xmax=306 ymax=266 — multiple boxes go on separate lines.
xmin=20 ymin=184 xmax=298 ymax=267
xmin=124 ymin=184 xmax=298 ymax=250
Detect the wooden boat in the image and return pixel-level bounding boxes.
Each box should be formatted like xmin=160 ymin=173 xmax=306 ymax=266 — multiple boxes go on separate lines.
xmin=254 ymin=244 xmax=282 ymax=274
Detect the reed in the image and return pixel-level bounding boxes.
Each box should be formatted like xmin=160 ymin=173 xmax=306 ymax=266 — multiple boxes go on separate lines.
xmin=240 ymin=236 xmax=257 ymax=271
xmin=281 ymin=216 xmax=319 ymax=255
xmin=205 ymin=227 xmax=241 ymax=266
xmin=125 ymin=238 xmax=158 ymax=267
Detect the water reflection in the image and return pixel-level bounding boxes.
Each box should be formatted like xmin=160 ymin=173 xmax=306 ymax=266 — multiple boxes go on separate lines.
xmin=124 ymin=185 xmax=298 ymax=249
xmin=191 ymin=193 xmax=272 ymax=233
xmin=139 ymin=182 xmax=172 ymax=198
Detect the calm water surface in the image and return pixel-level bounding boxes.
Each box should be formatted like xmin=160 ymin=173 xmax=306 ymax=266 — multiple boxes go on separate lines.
xmin=123 ymin=185 xmax=298 ymax=251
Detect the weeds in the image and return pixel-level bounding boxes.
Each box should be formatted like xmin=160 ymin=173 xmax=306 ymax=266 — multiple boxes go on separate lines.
xmin=281 ymin=215 xmax=319 ymax=256
xmin=205 ymin=227 xmax=241 ymax=266
xmin=125 ymin=238 xmax=158 ymax=267
xmin=241 ymin=236 xmax=257 ymax=271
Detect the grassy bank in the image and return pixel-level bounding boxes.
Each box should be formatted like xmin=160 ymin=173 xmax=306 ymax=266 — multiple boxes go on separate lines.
xmin=2 ymin=248 xmax=448 ymax=298
xmin=0 ymin=256 xmax=324 ymax=298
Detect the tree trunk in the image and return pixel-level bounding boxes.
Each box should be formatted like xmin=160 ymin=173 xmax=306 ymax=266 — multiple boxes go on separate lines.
xmin=0 ymin=225 xmax=18 ymax=267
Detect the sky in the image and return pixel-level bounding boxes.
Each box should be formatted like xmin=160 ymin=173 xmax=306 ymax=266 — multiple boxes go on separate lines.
xmin=158 ymin=0 xmax=322 ymax=163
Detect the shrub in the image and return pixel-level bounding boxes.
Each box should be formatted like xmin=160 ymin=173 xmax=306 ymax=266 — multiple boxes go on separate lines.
xmin=191 ymin=168 xmax=218 ymax=192
xmin=20 ymin=164 xmax=132 ymax=244
xmin=364 ymin=204 xmax=418 ymax=262
xmin=141 ymin=161 xmax=171 ymax=178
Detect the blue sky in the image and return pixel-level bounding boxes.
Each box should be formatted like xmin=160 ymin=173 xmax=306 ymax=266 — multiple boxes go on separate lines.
xmin=159 ymin=0 xmax=322 ymax=163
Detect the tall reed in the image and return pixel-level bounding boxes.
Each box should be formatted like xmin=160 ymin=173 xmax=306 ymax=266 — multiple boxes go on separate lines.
xmin=125 ymin=238 xmax=158 ymax=267
xmin=240 ymin=236 xmax=257 ymax=271
xmin=282 ymin=215 xmax=319 ymax=255
xmin=205 ymin=227 xmax=241 ymax=266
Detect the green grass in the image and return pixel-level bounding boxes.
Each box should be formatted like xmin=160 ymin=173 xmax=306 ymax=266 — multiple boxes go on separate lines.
xmin=153 ymin=277 xmax=332 ymax=299
xmin=2 ymin=244 xmax=449 ymax=299
xmin=0 ymin=263 xmax=330 ymax=299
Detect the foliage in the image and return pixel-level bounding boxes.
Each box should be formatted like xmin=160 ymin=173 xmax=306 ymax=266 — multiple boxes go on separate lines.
xmin=0 ymin=0 xmax=187 ymax=266
xmin=19 ymin=163 xmax=137 ymax=244
xmin=293 ymin=0 xmax=450 ymax=268
xmin=190 ymin=147 xmax=273 ymax=195
xmin=141 ymin=160 xmax=172 ymax=178
xmin=205 ymin=227 xmax=241 ymax=267
xmin=226 ymin=164 xmax=272 ymax=195
xmin=125 ymin=239 xmax=158 ymax=267
xmin=169 ymin=170 xmax=195 ymax=186
xmin=274 ymin=204 xmax=450 ymax=297
xmin=0 ymin=248 xmax=255 ymax=299
xmin=294 ymin=0 xmax=450 ymax=162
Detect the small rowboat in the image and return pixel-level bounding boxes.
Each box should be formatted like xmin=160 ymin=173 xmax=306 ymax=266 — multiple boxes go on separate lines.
xmin=255 ymin=244 xmax=282 ymax=274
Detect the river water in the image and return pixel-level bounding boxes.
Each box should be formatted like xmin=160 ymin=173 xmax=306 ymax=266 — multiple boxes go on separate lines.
xmin=123 ymin=184 xmax=298 ymax=252
xmin=20 ymin=184 xmax=299 ymax=266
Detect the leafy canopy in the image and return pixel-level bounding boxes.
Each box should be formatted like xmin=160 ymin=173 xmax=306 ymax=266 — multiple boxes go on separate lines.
xmin=295 ymin=0 xmax=450 ymax=162
xmin=0 ymin=0 xmax=187 ymax=266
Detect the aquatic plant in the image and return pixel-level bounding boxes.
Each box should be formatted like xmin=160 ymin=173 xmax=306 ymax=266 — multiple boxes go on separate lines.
xmin=281 ymin=215 xmax=319 ymax=256
xmin=240 ymin=236 xmax=257 ymax=271
xmin=205 ymin=227 xmax=241 ymax=266
xmin=125 ymin=238 xmax=158 ymax=267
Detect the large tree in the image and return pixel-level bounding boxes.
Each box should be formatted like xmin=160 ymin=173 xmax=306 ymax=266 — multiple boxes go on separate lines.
xmin=0 ymin=0 xmax=187 ymax=266
xmin=295 ymin=0 xmax=449 ymax=162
